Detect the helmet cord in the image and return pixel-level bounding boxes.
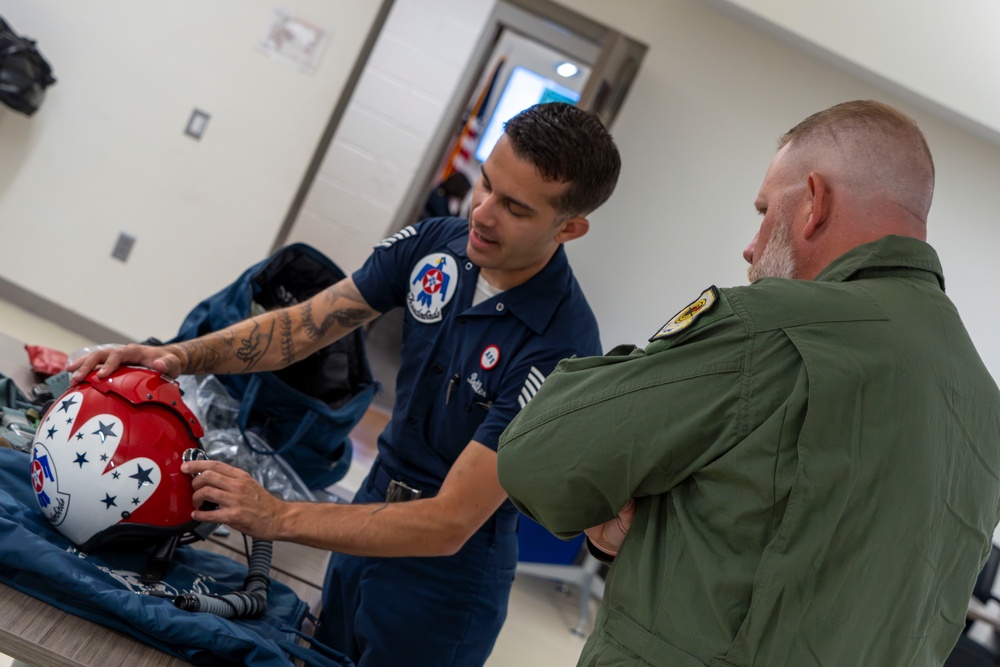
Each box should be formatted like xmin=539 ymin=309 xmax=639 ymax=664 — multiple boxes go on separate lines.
xmin=171 ymin=538 xmax=273 ymax=618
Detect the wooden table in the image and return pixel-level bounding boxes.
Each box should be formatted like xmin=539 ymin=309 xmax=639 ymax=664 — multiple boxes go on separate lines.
xmin=0 ymin=331 xmax=330 ymax=666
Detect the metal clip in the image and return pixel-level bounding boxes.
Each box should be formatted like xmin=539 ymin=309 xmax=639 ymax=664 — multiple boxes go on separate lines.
xmin=385 ymin=479 xmax=422 ymax=503
xmin=182 ymin=448 xmax=208 ymax=463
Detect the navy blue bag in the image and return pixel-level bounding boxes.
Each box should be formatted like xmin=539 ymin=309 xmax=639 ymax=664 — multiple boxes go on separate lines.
xmin=0 ymin=448 xmax=353 ymax=666
xmin=169 ymin=243 xmax=377 ymax=490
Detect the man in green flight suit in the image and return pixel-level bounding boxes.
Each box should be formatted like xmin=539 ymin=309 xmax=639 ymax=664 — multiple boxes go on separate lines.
xmin=496 ymin=100 xmax=1000 ymax=666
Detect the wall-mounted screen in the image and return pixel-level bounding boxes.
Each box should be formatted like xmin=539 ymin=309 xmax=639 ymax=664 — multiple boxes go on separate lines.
xmin=474 ymin=65 xmax=581 ymax=163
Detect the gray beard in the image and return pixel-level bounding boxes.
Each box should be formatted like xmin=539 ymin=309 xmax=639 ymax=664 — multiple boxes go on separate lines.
xmin=748 ymin=222 xmax=797 ymax=282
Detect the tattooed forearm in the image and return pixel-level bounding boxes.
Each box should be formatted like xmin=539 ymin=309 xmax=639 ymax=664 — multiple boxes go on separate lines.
xmin=178 ymin=330 xmax=234 ymax=375
xmin=235 ymin=319 xmax=274 ymax=371
xmin=301 ymin=301 xmax=373 ymax=341
xmin=279 ymin=310 xmax=295 ymax=366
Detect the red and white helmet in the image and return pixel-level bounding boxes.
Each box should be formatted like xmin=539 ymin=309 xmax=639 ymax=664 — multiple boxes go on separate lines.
xmin=30 ymin=366 xmax=208 ymax=551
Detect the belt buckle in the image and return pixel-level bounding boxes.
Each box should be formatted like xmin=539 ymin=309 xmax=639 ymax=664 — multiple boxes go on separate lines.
xmin=385 ymin=479 xmax=422 ymax=503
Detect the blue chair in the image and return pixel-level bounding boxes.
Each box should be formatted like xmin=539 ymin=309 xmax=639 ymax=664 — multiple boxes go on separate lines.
xmin=515 ymin=514 xmax=604 ymax=637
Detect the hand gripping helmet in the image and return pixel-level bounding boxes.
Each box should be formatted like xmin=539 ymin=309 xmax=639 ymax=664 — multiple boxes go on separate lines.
xmin=29 ymin=366 xmax=211 ymax=551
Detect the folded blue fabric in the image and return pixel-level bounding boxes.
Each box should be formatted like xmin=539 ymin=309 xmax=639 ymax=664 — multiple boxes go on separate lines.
xmin=0 ymin=448 xmax=318 ymax=666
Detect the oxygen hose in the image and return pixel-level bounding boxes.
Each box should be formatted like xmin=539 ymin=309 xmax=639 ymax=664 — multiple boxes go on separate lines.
xmin=172 ymin=538 xmax=273 ymax=618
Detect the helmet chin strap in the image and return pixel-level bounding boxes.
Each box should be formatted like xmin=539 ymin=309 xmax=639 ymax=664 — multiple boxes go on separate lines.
xmin=139 ymin=517 xmax=218 ymax=584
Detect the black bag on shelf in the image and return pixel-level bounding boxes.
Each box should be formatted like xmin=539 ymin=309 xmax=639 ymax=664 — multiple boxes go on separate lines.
xmin=0 ymin=15 xmax=56 ymax=116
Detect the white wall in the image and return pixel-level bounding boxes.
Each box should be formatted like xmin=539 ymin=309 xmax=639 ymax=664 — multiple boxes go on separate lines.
xmin=285 ymin=0 xmax=495 ymax=275
xmin=712 ymin=0 xmax=1000 ymax=142
xmin=0 ymin=1 xmax=385 ymax=341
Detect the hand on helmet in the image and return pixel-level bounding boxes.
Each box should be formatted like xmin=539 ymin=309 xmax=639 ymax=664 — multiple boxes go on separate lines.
xmin=67 ymin=343 xmax=188 ymax=384
xmin=182 ymin=459 xmax=286 ymax=541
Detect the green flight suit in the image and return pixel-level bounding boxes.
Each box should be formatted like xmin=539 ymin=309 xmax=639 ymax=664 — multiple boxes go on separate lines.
xmin=498 ymin=236 xmax=1000 ymax=666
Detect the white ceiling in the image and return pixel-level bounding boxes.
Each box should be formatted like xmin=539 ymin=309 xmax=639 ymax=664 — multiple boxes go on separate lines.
xmin=710 ymin=0 xmax=1000 ymax=146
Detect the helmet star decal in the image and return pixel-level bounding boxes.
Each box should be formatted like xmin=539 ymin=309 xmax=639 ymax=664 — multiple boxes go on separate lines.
xmin=129 ymin=464 xmax=155 ymax=489
xmin=31 ymin=389 xmax=160 ymax=545
xmin=92 ymin=421 xmax=118 ymax=443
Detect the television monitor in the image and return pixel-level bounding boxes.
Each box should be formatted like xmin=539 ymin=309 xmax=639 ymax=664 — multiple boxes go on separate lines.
xmin=473 ymin=65 xmax=581 ymax=164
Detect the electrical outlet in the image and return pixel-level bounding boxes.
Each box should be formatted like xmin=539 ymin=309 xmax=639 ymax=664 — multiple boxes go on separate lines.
xmin=112 ymin=232 xmax=135 ymax=262
xmin=185 ymin=109 xmax=210 ymax=140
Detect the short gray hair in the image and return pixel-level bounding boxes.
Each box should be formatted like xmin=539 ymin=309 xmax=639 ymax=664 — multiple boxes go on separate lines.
xmin=779 ymin=100 xmax=934 ymax=220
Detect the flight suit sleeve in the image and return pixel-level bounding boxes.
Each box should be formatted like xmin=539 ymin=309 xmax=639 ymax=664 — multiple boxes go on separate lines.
xmin=497 ymin=298 xmax=746 ymax=538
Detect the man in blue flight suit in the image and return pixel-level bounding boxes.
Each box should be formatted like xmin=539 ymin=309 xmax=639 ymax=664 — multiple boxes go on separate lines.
xmin=69 ymin=102 xmax=622 ymax=666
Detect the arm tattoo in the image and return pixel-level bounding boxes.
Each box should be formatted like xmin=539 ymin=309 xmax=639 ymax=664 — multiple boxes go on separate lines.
xmin=235 ymin=319 xmax=274 ymax=371
xmin=301 ymin=300 xmax=373 ymax=341
xmin=279 ymin=310 xmax=295 ymax=366
xmin=179 ymin=330 xmax=234 ymax=375
xmin=301 ymin=302 xmax=322 ymax=341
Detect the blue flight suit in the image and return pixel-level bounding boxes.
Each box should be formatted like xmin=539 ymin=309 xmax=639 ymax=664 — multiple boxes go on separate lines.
xmin=315 ymin=217 xmax=601 ymax=666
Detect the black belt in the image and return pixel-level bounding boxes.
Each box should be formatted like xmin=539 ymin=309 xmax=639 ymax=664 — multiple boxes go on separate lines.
xmin=372 ymin=461 xmax=426 ymax=503
xmin=370 ymin=461 xmax=517 ymax=534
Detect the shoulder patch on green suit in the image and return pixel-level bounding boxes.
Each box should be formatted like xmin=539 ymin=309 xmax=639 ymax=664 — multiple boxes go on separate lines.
xmin=650 ymin=287 xmax=719 ymax=341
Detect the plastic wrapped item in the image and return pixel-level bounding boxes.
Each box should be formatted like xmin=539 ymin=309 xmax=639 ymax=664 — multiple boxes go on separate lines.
xmin=178 ymin=375 xmax=316 ymax=503
xmin=1 ymin=373 xmax=37 ymax=451
xmin=3 ymin=423 xmax=34 ymax=452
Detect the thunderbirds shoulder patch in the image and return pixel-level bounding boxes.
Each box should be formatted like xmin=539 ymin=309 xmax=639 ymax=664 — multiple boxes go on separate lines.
xmin=650 ymin=287 xmax=719 ymax=341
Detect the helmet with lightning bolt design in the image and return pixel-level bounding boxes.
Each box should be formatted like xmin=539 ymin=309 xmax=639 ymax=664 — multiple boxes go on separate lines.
xmin=29 ymin=366 xmax=211 ymax=551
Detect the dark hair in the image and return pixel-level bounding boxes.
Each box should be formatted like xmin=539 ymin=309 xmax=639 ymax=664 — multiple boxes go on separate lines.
xmin=503 ymin=102 xmax=621 ymax=217
xmin=441 ymin=172 xmax=471 ymax=199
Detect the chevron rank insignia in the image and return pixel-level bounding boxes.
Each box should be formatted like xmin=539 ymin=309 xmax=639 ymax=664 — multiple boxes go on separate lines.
xmin=650 ymin=287 xmax=719 ymax=341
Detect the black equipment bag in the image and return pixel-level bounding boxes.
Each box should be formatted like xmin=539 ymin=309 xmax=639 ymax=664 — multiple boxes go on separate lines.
xmin=0 ymin=15 xmax=56 ymax=116
xmin=170 ymin=243 xmax=377 ymax=491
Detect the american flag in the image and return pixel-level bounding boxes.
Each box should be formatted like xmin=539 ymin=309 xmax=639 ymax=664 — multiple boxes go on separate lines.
xmin=440 ymin=57 xmax=506 ymax=183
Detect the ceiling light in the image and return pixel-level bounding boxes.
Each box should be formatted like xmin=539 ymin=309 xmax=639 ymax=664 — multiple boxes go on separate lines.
xmin=555 ymin=62 xmax=579 ymax=78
